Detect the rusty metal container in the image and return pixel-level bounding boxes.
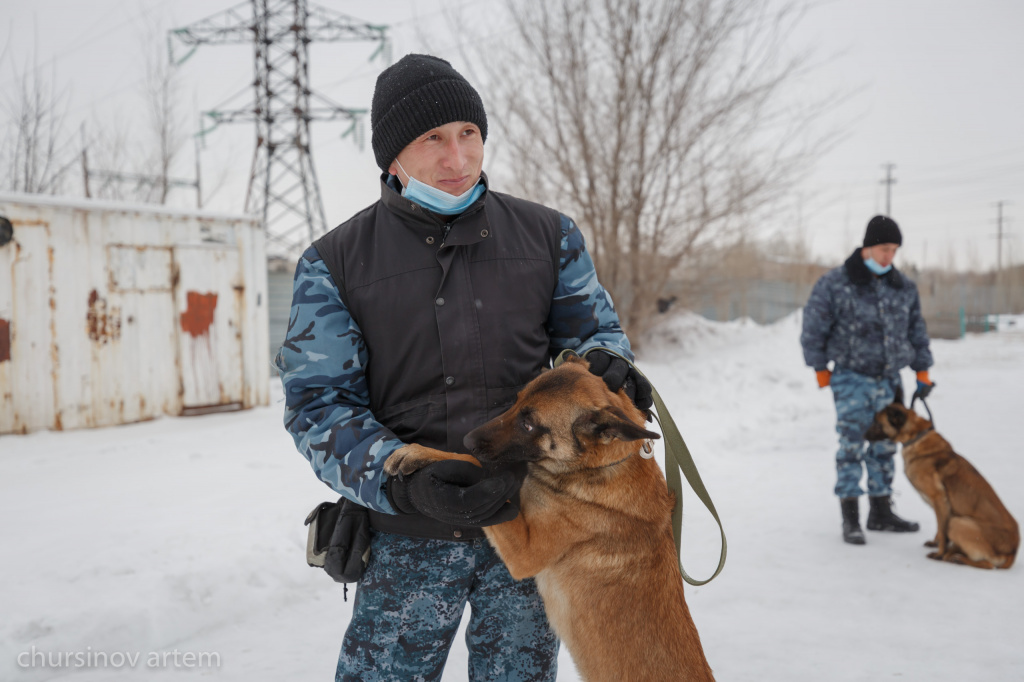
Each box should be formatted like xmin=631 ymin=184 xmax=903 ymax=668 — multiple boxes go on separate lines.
xmin=0 ymin=193 xmax=269 ymax=434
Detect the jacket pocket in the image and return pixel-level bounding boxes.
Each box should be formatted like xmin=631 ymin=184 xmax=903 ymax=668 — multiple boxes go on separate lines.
xmin=375 ymin=394 xmax=447 ymax=446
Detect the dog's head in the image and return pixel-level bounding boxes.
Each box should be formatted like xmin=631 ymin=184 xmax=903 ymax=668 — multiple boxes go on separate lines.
xmin=464 ymin=356 xmax=660 ymax=473
xmin=864 ymin=401 xmax=931 ymax=443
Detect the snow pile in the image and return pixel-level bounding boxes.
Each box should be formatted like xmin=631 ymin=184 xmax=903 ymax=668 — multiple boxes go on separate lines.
xmin=1 ymin=317 xmax=1021 ymax=680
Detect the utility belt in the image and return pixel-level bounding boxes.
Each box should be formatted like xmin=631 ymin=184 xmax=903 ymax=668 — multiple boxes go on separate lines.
xmin=367 ymin=508 xmax=485 ymax=542
xmin=833 ymin=365 xmax=902 ymax=380
xmin=304 ymin=498 xmax=485 ymax=594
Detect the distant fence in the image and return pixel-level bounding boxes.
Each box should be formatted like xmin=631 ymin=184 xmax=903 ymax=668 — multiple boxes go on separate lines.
xmin=264 ymin=258 xmax=1021 ymax=367
xmin=668 ymin=261 xmax=1023 ymax=340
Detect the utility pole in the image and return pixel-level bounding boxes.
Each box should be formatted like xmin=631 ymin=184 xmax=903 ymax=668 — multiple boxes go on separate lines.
xmin=880 ymin=163 xmax=897 ymax=216
xmin=996 ymin=201 xmax=1004 ymax=273
xmin=992 ymin=201 xmax=1014 ymax=274
xmin=170 ymin=0 xmax=389 ymax=258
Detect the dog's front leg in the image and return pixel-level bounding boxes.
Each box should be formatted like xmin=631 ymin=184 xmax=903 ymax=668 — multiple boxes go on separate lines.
xmin=927 ymin=486 xmax=955 ymax=559
xmin=383 ymin=443 xmax=481 ymax=476
xmin=484 ymin=514 xmax=562 ymax=580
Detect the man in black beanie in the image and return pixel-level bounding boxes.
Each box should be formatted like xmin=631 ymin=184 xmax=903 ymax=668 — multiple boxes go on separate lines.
xmin=800 ymin=215 xmax=934 ymax=545
xmin=276 ymin=53 xmax=650 ymax=681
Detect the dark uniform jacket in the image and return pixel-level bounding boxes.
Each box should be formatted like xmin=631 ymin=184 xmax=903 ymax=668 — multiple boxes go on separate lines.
xmin=801 ymin=248 xmax=933 ymax=377
xmin=275 ymin=175 xmax=631 ymax=540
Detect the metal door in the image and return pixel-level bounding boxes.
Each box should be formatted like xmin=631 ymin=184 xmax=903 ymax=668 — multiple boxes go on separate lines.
xmin=173 ymin=245 xmax=244 ymax=413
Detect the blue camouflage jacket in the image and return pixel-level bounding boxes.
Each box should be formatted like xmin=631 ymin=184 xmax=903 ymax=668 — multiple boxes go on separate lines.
xmin=801 ymin=249 xmax=933 ymax=377
xmin=275 ymin=178 xmax=632 ymax=514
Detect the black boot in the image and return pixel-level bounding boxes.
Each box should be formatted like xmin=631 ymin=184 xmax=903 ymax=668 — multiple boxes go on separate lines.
xmin=840 ymin=497 xmax=866 ymax=545
xmin=866 ymin=495 xmax=920 ymax=532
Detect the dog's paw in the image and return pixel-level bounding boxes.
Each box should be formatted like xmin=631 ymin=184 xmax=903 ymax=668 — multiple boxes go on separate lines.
xmin=383 ymin=449 xmax=412 ymax=476
xmin=924 ymin=539 xmax=938 ymax=548
xmin=926 ymin=551 xmax=943 ymax=560
xmin=383 ymin=445 xmax=433 ymax=477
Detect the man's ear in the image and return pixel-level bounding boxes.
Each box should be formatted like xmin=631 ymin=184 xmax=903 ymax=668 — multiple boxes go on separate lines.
xmin=574 ymin=407 xmax=660 ymax=444
xmin=886 ymin=405 xmax=908 ymax=432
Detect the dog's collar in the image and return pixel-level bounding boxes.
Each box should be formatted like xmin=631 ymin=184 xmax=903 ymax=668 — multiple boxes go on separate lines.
xmin=588 ymin=452 xmax=635 ymax=470
xmin=902 ymin=426 xmax=935 ymax=449
xmin=582 ymin=440 xmax=656 ymax=472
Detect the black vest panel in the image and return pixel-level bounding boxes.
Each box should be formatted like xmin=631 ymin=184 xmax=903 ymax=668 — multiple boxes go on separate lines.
xmin=314 ymin=181 xmax=562 ymax=539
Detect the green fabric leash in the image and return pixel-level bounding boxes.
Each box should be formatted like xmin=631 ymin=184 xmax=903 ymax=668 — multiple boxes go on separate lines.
xmin=555 ymin=349 xmax=728 ymax=586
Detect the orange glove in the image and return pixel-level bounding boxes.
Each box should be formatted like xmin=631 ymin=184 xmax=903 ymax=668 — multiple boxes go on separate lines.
xmin=816 ymin=369 xmax=832 ymax=388
xmin=914 ymin=370 xmax=934 ymax=400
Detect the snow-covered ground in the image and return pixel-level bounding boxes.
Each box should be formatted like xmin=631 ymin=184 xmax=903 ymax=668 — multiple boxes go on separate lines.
xmin=2 ymin=313 xmax=1022 ymax=681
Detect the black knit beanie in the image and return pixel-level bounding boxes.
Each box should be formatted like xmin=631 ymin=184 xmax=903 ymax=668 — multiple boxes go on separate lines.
xmin=863 ymin=215 xmax=902 ymax=247
xmin=370 ymin=54 xmax=488 ymax=172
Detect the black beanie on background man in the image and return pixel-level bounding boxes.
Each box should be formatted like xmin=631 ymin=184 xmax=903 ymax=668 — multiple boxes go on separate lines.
xmin=370 ymin=54 xmax=488 ymax=172
xmin=863 ymin=215 xmax=902 ymax=247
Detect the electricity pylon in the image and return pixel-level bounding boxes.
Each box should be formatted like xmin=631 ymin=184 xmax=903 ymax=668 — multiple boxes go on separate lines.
xmin=170 ymin=0 xmax=388 ymax=257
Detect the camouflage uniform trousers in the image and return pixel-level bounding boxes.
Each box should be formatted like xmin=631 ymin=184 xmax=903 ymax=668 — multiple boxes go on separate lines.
xmin=336 ymin=531 xmax=559 ymax=682
xmin=830 ymin=367 xmax=902 ymax=499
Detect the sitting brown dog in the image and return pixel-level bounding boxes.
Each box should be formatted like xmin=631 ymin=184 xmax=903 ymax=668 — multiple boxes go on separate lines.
xmin=865 ymin=401 xmax=1018 ymax=569
xmin=384 ymin=356 xmax=715 ymax=682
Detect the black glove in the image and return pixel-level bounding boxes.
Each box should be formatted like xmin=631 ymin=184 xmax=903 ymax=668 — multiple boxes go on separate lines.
xmin=387 ymin=460 xmax=526 ymax=527
xmin=584 ymin=350 xmax=654 ymax=411
xmin=913 ymin=380 xmax=935 ymax=401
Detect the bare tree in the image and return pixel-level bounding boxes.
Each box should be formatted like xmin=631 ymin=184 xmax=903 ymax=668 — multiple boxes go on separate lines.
xmin=140 ymin=17 xmax=187 ymax=205
xmin=0 ymin=52 xmax=73 ymax=194
xmin=480 ymin=0 xmax=834 ymax=339
xmin=79 ymin=16 xmax=194 ymax=206
xmin=80 ymin=116 xmax=135 ymax=201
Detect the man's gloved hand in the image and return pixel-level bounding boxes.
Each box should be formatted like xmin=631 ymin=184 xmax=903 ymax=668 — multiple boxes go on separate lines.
xmin=913 ymin=371 xmax=934 ymax=401
xmin=584 ymin=350 xmax=654 ymax=410
xmin=387 ymin=460 xmax=526 ymax=527
xmin=816 ymin=369 xmax=832 ymax=388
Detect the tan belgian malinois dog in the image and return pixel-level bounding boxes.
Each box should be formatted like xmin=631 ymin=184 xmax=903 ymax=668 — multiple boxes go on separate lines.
xmin=865 ymin=401 xmax=1018 ymax=569
xmin=384 ymin=356 xmax=715 ymax=682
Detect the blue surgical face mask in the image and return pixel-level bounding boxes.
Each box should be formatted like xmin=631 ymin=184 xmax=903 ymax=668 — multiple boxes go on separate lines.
xmin=864 ymin=257 xmax=892 ymax=275
xmin=395 ymin=161 xmax=485 ymax=215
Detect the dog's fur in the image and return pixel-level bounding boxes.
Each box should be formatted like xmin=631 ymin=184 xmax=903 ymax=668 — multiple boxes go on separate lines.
xmin=385 ymin=356 xmax=714 ymax=682
xmin=865 ymin=402 xmax=1018 ymax=569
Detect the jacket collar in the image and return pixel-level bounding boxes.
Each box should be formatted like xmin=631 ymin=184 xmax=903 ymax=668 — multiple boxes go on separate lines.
xmin=844 ymin=248 xmax=904 ymax=289
xmin=378 ymin=172 xmax=492 ymax=247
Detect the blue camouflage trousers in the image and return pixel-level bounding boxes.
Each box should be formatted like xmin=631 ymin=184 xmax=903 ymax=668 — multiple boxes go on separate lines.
xmin=830 ymin=368 xmax=901 ymax=499
xmin=336 ymin=531 xmax=559 ymax=682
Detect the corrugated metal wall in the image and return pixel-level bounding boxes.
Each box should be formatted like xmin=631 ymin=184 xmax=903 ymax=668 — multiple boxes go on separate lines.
xmin=0 ymin=193 xmax=269 ymax=434
xmin=267 ymin=268 xmax=296 ymax=370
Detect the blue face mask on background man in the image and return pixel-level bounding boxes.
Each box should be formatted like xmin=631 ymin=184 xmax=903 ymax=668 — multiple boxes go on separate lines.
xmin=863 ymin=257 xmax=892 ymax=275
xmin=396 ymin=160 xmax=485 ymax=215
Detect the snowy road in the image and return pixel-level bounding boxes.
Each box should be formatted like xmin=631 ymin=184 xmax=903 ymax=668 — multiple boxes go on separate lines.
xmin=2 ymin=314 xmax=1021 ymax=680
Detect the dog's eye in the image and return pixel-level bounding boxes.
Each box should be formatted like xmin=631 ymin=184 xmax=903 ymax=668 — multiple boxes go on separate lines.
xmin=521 ymin=419 xmax=534 ymax=432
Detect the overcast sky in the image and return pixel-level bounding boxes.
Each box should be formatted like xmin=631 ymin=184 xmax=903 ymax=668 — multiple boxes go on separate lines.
xmin=3 ymin=0 xmax=1022 ymax=270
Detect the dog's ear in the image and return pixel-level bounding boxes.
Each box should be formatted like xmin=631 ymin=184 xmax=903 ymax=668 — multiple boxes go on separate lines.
xmin=574 ymin=407 xmax=661 ymax=444
xmin=563 ymin=353 xmax=588 ymax=368
xmin=893 ymin=384 xmax=905 ymax=407
xmin=886 ymin=405 xmax=908 ymax=432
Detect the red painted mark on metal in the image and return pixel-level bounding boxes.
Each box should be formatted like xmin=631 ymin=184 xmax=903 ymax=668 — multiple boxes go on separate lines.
xmin=0 ymin=318 xmax=10 ymax=362
xmin=180 ymin=291 xmax=218 ymax=338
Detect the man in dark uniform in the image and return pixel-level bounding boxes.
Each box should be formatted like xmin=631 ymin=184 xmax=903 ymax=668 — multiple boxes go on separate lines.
xmin=276 ymin=54 xmax=651 ymax=681
xmin=801 ymin=215 xmax=934 ymax=545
